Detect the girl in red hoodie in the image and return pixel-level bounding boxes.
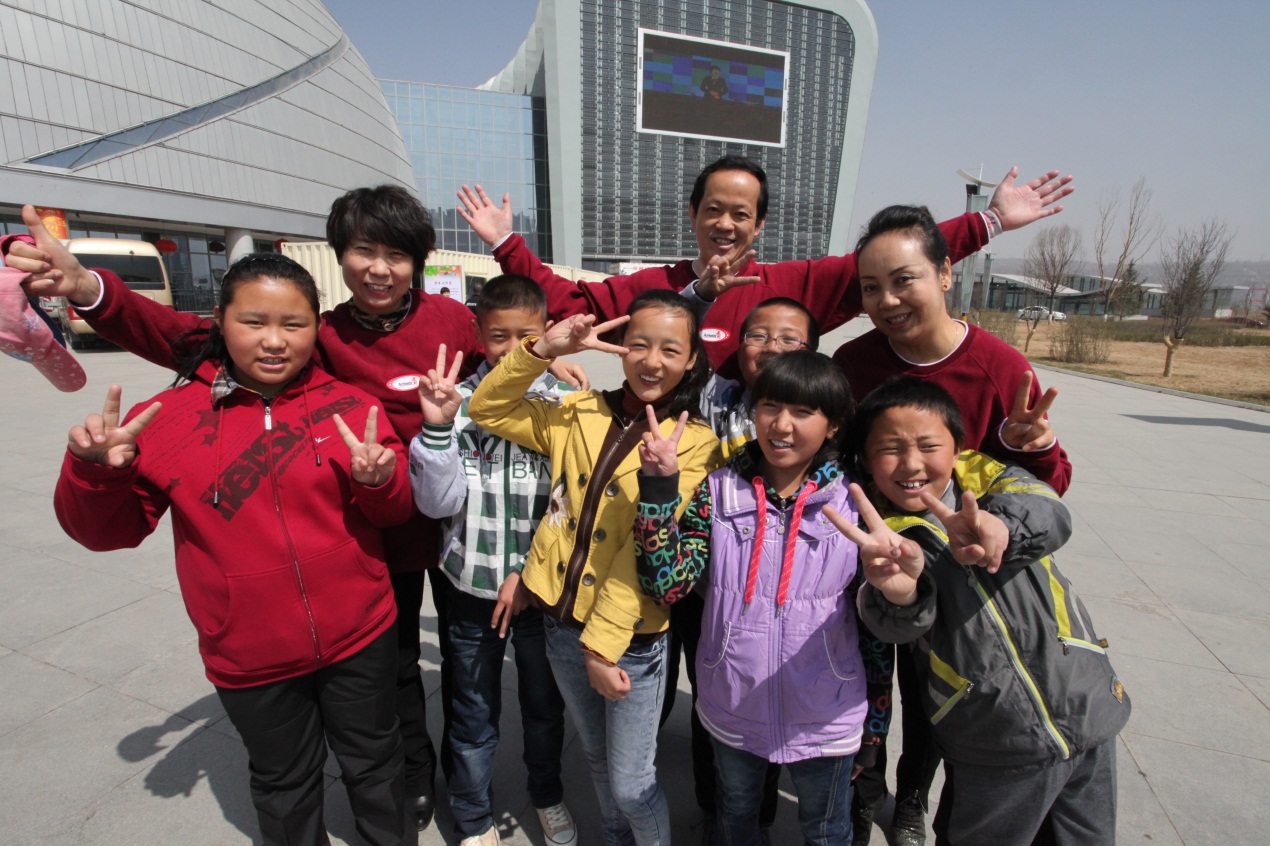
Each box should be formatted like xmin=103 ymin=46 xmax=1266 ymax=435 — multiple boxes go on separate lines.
xmin=54 ymin=254 xmax=414 ymax=846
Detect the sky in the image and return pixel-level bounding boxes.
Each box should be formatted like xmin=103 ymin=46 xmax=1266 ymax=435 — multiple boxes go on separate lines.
xmin=324 ymin=0 xmax=1268 ymax=262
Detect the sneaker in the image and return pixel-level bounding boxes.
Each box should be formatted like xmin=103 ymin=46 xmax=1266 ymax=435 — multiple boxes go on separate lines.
xmin=536 ymin=802 xmax=577 ymax=846
xmin=891 ymin=791 xmax=926 ymax=846
xmin=851 ymin=792 xmax=876 ymax=845
xmin=459 ymin=825 xmax=501 ymax=846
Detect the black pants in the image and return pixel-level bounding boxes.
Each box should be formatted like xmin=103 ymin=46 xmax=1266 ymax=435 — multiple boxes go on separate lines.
xmin=391 ymin=569 xmax=455 ymax=798
xmin=216 ymin=627 xmax=405 ymax=846
xmin=662 ymin=590 xmax=780 ymax=826
xmin=854 ymin=643 xmax=941 ymax=811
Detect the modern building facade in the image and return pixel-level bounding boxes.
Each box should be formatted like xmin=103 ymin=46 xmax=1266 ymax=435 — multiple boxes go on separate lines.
xmin=390 ymin=0 xmax=877 ymax=270
xmin=0 ymin=0 xmax=413 ymax=311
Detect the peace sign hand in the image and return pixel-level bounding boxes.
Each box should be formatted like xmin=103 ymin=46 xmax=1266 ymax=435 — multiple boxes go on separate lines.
xmin=638 ymin=406 xmax=688 ymax=476
xmin=334 ymin=406 xmax=395 ymax=487
xmin=918 ymin=490 xmax=1010 ymax=573
xmin=417 ymin=344 xmax=464 ymax=426
xmin=68 ymin=385 xmax=162 ymax=468
xmin=696 ymin=250 xmax=761 ymax=300
xmin=531 ymin=313 xmax=631 ymax=360
xmin=825 ymin=483 xmax=925 ymax=606
xmin=1001 ymin=371 xmax=1058 ymax=452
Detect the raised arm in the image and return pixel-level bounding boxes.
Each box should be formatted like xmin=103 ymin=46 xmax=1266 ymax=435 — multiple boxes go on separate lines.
xmin=10 ymin=206 xmax=205 ymax=369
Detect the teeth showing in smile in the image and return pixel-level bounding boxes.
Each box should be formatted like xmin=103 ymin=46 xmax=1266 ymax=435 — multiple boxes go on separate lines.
xmin=770 ymin=440 xmax=792 ymax=449
xmin=639 ymin=374 xmax=660 ymax=384
xmin=885 ymin=314 xmax=910 ymax=325
xmin=897 ymin=481 xmax=924 ymax=490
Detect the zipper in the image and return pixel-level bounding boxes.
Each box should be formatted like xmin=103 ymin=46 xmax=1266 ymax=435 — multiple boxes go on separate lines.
xmin=1058 ymin=635 xmax=1107 ymax=655
xmin=967 ymin=570 xmax=1070 ymax=759
xmin=930 ymin=678 xmax=974 ymax=724
xmin=264 ymin=397 xmax=320 ymax=662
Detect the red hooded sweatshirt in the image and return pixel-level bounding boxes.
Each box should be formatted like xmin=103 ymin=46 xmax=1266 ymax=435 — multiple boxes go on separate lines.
xmin=54 ymin=360 xmax=412 ymax=688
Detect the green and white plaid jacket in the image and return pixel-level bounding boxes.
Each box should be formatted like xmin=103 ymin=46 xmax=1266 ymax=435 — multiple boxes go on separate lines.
xmin=409 ymin=360 xmax=573 ymax=599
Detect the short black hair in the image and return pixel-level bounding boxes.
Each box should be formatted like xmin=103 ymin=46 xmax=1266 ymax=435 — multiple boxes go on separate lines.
xmin=326 ymin=185 xmax=435 ymax=281
xmin=689 ymin=156 xmax=769 ymax=223
xmin=850 ymin=376 xmax=966 ymax=480
xmin=750 ymin=351 xmax=853 ymax=467
xmin=854 ymin=205 xmax=948 ymax=269
xmin=624 ymin=288 xmax=712 ymax=420
xmin=740 ymin=296 xmax=821 ymax=351
xmin=477 ymin=273 xmax=547 ymax=320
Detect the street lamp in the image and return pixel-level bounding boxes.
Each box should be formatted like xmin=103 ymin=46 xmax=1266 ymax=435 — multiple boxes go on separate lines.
xmin=955 ymin=167 xmax=998 ymax=317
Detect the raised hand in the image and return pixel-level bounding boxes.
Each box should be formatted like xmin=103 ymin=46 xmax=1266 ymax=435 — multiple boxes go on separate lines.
xmin=456 ymin=184 xmax=514 ymax=247
xmin=638 ymin=406 xmax=688 ymax=476
xmin=988 ymin=167 xmax=1075 ymax=232
xmin=695 ymin=250 xmax=761 ymax=300
xmin=825 ymin=483 xmax=925 ymax=606
xmin=918 ymin=489 xmax=1010 ymax=573
xmin=9 ymin=205 xmax=101 ymax=305
xmin=334 ymin=406 xmax=395 ymax=487
xmin=1001 ymin=371 xmax=1058 ymax=451
xmin=417 ymin=344 xmax=464 ymax=426
xmin=531 ymin=313 xmax=630 ymax=360
xmin=548 ymin=358 xmax=590 ymax=390
xmin=68 ymin=385 xmax=162 ymax=468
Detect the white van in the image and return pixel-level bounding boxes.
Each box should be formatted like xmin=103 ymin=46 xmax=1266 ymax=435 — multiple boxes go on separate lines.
xmin=57 ymin=239 xmax=173 ymax=348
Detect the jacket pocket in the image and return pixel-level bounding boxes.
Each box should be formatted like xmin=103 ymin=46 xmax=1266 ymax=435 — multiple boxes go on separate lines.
xmin=702 ymin=621 xmax=733 ymax=670
xmin=302 ymin=539 xmax=393 ymax=655
xmin=782 ymin=623 xmax=861 ymax=726
xmin=927 ymin=649 xmax=974 ymax=725
xmin=202 ymin=564 xmax=316 ymax=675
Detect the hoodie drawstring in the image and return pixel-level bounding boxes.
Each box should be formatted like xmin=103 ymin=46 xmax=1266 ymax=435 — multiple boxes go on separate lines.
xmin=743 ymin=476 xmax=818 ymax=610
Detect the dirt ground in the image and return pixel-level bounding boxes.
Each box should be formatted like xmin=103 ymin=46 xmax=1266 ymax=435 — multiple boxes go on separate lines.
xmin=1009 ymin=321 xmax=1270 ymax=406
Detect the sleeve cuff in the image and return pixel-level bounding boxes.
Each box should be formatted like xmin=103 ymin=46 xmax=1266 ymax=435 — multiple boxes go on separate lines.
xmin=80 ymin=271 xmax=107 ymax=311
xmin=637 ymin=471 xmax=682 ymax=503
xmin=419 ymin=421 xmax=454 ymax=450
xmin=491 ymin=231 xmax=513 ymax=251
xmin=980 ymin=209 xmax=1003 ymax=239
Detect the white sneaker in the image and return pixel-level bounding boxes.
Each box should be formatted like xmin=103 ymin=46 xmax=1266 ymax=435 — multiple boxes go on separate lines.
xmin=536 ymin=802 xmax=578 ymax=846
xmin=459 ymin=825 xmax=501 ymax=846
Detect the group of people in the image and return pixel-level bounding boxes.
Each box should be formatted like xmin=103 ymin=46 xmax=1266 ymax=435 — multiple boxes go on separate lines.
xmin=7 ymin=154 xmax=1131 ymax=846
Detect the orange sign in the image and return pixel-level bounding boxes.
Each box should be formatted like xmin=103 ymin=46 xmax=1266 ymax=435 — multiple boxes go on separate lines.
xmin=34 ymin=207 xmax=68 ymax=240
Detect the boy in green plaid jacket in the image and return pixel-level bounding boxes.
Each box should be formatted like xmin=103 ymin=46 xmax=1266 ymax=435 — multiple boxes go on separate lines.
xmin=409 ymin=275 xmax=578 ymax=846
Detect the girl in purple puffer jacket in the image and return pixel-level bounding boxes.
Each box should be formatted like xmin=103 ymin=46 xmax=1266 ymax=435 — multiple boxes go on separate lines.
xmin=635 ymin=351 xmax=868 ymax=846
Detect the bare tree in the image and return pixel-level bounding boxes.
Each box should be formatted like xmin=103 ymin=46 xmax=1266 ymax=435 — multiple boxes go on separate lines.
xmin=1093 ymin=178 xmax=1162 ymax=319
xmin=1160 ymin=219 xmax=1233 ymax=376
xmin=1020 ymin=225 xmax=1081 ymax=352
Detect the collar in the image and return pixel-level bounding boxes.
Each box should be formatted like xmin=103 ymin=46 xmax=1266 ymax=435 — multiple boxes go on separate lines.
xmin=730 ymin=441 xmax=843 ymax=503
xmin=347 ymin=290 xmax=412 ymax=333
xmin=211 ymin=362 xmax=308 ymax=406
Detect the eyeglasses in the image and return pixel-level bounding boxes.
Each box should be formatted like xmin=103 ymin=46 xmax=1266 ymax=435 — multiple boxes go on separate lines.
xmin=741 ymin=331 xmax=807 ymax=351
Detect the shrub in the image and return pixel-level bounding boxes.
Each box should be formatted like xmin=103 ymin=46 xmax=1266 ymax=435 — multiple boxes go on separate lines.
xmin=1050 ymin=316 xmax=1113 ymax=364
xmin=974 ymin=310 xmax=1018 ymax=346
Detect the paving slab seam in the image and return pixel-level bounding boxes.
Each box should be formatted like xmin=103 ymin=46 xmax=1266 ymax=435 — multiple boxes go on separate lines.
xmin=1117 ymin=734 xmax=1186 ymax=842
xmin=1120 ymin=730 xmax=1270 ymax=764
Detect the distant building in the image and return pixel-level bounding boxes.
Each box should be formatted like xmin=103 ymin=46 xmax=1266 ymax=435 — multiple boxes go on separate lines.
xmin=383 ymin=0 xmax=878 ymax=270
xmin=0 ymin=0 xmax=413 ymax=311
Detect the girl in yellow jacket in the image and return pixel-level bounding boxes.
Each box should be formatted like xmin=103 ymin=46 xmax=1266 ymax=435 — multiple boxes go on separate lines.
xmin=467 ymin=288 xmax=720 ymax=845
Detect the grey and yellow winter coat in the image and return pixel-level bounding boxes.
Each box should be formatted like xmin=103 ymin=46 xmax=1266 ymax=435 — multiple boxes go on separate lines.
xmin=857 ymin=451 xmax=1131 ymax=769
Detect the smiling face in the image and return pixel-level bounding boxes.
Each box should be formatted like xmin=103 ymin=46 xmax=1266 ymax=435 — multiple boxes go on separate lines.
xmin=621 ymin=306 xmax=698 ymax=405
xmin=737 ymin=304 xmax=813 ymax=387
xmin=864 ymin=404 xmax=959 ymax=513
xmin=475 ymin=306 xmax=547 ymax=367
xmin=689 ymin=169 xmax=765 ymax=268
xmin=858 ymin=230 xmax=955 ymax=361
xmin=341 ymin=238 xmax=415 ymax=315
xmin=753 ymin=399 xmax=837 ymax=496
xmin=216 ymin=277 xmax=319 ymax=396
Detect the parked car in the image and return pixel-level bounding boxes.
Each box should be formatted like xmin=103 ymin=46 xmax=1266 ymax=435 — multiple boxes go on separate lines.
xmin=53 ymin=239 xmax=173 ymax=349
xmin=1226 ymin=316 xmax=1267 ymax=329
xmin=1017 ymin=306 xmax=1066 ymax=321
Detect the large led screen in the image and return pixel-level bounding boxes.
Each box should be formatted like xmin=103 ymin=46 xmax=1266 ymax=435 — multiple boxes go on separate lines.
xmin=637 ymin=29 xmax=788 ymax=147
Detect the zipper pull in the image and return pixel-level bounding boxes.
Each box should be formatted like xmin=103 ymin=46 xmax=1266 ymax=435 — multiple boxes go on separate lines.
xmin=264 ymin=403 xmax=273 ymax=431
xmin=1058 ymin=637 xmax=1070 ymax=655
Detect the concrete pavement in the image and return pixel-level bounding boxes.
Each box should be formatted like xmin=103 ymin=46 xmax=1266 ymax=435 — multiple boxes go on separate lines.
xmin=1 ymin=328 xmax=1267 ymax=845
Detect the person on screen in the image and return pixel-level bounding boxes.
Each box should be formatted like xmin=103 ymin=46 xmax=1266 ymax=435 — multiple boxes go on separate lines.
xmin=700 ymin=65 xmax=728 ymax=100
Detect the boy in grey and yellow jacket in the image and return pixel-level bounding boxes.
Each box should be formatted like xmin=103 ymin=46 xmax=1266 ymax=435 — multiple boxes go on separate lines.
xmin=837 ymin=377 xmax=1129 ymax=846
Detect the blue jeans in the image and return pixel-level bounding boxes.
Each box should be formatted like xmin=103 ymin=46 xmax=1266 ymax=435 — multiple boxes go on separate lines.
xmin=447 ymin=587 xmax=566 ymax=837
xmin=712 ymin=737 xmax=855 ymax=846
xmin=544 ymin=616 xmax=670 ymax=846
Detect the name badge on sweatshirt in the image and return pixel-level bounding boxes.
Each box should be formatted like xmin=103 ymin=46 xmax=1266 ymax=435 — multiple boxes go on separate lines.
xmin=700 ymin=328 xmax=730 ymax=343
xmin=386 ymin=374 xmax=423 ymax=391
